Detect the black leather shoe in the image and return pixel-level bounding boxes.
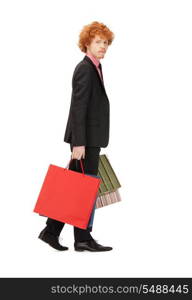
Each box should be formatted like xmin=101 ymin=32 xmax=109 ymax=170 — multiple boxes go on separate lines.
xmin=38 ymin=228 xmax=68 ymax=251
xmin=74 ymin=239 xmax=113 ymax=252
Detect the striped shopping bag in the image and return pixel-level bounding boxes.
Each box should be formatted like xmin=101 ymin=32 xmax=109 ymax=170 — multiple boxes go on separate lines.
xmin=96 ymin=154 xmax=122 ymax=208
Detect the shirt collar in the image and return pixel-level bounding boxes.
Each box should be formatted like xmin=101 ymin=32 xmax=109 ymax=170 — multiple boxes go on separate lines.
xmin=86 ymin=52 xmax=100 ymax=68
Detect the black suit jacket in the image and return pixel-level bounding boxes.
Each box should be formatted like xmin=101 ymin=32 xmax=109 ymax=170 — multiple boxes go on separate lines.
xmin=63 ymin=55 xmax=110 ymax=147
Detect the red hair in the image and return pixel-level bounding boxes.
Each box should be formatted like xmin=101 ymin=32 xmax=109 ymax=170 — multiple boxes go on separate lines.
xmin=78 ymin=21 xmax=115 ymax=53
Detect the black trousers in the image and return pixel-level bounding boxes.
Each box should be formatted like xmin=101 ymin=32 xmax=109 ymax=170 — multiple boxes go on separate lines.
xmin=45 ymin=144 xmax=101 ymax=242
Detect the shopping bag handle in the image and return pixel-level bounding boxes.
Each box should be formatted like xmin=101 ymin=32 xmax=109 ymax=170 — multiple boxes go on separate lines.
xmin=65 ymin=158 xmax=85 ymax=175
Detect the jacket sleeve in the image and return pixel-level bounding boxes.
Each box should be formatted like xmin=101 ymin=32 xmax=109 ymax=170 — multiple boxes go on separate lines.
xmin=71 ymin=64 xmax=92 ymax=146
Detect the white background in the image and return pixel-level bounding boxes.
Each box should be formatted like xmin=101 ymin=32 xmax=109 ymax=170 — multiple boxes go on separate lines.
xmin=0 ymin=0 xmax=192 ymax=277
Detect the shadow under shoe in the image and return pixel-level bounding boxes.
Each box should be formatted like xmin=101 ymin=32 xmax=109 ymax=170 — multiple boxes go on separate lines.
xmin=38 ymin=228 xmax=68 ymax=251
xmin=74 ymin=239 xmax=113 ymax=252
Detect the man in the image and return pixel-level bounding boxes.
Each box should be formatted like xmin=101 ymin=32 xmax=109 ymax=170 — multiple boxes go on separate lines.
xmin=38 ymin=21 xmax=114 ymax=252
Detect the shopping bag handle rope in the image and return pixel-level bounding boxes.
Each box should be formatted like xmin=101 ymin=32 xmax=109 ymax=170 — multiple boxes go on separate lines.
xmin=65 ymin=158 xmax=85 ymax=175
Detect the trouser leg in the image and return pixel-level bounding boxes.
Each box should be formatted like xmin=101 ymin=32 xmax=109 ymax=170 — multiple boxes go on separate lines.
xmin=45 ymin=218 xmax=64 ymax=236
xmin=72 ymin=144 xmax=101 ymax=242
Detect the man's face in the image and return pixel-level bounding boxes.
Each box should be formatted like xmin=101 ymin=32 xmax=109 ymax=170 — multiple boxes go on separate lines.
xmin=86 ymin=35 xmax=109 ymax=60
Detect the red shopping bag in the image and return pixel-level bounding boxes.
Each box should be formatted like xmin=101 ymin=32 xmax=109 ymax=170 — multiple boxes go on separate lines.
xmin=33 ymin=159 xmax=101 ymax=229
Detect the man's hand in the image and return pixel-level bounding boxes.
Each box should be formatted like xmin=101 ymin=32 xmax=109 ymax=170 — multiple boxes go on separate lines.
xmin=71 ymin=146 xmax=85 ymax=160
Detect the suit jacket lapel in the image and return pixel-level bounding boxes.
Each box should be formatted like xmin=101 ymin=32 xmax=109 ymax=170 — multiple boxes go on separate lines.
xmin=83 ymin=55 xmax=107 ymax=95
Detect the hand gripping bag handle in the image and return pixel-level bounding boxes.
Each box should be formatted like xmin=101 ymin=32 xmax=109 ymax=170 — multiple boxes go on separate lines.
xmin=65 ymin=158 xmax=85 ymax=175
